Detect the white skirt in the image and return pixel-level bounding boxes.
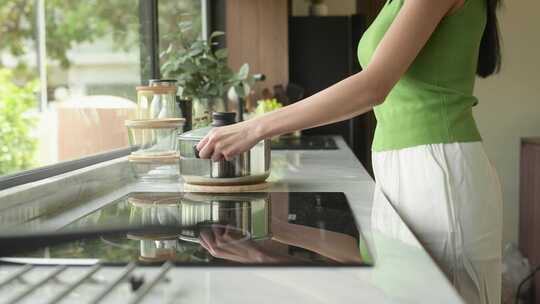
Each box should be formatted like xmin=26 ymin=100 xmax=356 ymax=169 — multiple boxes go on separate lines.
xmin=371 ymin=142 xmax=502 ymax=304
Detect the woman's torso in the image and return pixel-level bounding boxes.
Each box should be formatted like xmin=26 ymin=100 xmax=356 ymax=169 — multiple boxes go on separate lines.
xmin=358 ymin=0 xmax=487 ymax=152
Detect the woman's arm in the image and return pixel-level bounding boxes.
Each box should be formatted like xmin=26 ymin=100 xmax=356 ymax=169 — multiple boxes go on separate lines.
xmin=198 ymin=0 xmax=460 ymax=161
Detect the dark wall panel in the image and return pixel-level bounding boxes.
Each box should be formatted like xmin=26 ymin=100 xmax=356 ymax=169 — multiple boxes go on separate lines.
xmin=289 ymin=15 xmax=375 ymax=175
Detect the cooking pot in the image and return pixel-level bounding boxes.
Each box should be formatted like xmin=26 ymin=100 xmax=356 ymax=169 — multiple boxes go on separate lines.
xmin=127 ymin=192 xmax=271 ymax=245
xmin=178 ymin=112 xmax=270 ymax=186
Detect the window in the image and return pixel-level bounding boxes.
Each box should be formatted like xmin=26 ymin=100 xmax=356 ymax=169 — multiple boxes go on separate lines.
xmin=0 ymin=0 xmax=203 ymax=178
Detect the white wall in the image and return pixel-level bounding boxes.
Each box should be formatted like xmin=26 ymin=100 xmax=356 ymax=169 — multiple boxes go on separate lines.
xmin=473 ymin=1 xmax=540 ymax=245
xmin=292 ymin=0 xmax=356 ymax=16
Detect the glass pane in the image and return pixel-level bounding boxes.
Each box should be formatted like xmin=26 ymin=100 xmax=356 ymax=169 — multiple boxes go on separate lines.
xmin=0 ymin=1 xmax=41 ymax=176
xmin=43 ymin=1 xmax=141 ymax=165
xmin=159 ymin=0 xmax=202 ymax=62
xmin=0 ymin=0 xmax=202 ymax=178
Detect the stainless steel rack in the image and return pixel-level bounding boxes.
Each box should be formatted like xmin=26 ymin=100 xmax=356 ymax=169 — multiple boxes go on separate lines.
xmin=0 ymin=262 xmax=173 ymax=304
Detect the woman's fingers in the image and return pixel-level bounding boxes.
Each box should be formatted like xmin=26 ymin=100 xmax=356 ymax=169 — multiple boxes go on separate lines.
xmin=212 ymin=225 xmax=226 ymax=246
xmin=197 ymin=129 xmax=223 ymax=159
xmin=196 ymin=135 xmax=210 ymax=151
xmin=198 ymin=132 xmax=233 ymax=161
xmin=199 ymin=234 xmax=210 ymax=251
xmin=197 ymin=137 xmax=215 ymax=159
xmin=211 ymin=153 xmax=224 ymax=162
xmin=220 ymin=137 xmax=243 ymax=161
xmin=199 ymin=227 xmax=214 ymax=243
xmin=222 ymin=224 xmax=235 ymax=241
xmin=199 ymin=228 xmax=218 ymax=255
xmin=211 ymin=142 xmax=225 ymax=161
xmin=195 ymin=121 xmax=258 ymax=160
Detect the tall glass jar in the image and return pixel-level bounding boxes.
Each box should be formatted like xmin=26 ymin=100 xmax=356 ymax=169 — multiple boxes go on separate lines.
xmin=150 ymin=79 xmax=182 ymax=119
xmin=136 ymin=82 xmax=181 ymax=120
xmin=192 ymin=97 xmax=226 ymax=129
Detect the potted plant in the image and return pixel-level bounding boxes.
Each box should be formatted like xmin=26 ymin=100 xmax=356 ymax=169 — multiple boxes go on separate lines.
xmin=306 ymin=0 xmax=328 ymax=16
xmin=161 ymin=28 xmax=255 ymax=129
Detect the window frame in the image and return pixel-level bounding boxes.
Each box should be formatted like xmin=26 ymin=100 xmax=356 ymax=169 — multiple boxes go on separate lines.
xmin=0 ymin=147 xmax=134 ymax=191
xmin=139 ymin=0 xmax=160 ymax=83
xmin=0 ymin=0 xmax=215 ymax=191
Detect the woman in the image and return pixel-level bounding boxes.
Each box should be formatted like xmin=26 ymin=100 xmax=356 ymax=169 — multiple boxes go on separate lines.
xmin=197 ymin=0 xmax=503 ymax=302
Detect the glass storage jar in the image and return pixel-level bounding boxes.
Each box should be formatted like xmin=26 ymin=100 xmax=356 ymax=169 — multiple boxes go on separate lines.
xmin=125 ymin=118 xmax=184 ymax=156
xmin=127 ymin=192 xmax=271 ymax=244
xmin=136 ymin=83 xmax=181 ymax=120
xmin=127 ymin=153 xmax=179 ymax=181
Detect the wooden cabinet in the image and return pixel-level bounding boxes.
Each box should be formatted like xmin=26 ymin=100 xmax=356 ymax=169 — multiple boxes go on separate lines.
xmin=519 ymin=137 xmax=540 ymax=302
xmin=225 ymin=0 xmax=289 ymax=94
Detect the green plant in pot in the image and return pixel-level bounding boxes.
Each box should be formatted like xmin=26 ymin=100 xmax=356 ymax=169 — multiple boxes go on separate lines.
xmin=161 ymin=28 xmax=255 ymax=129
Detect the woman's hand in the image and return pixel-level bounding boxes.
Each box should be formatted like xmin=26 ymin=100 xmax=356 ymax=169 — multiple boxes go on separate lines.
xmin=196 ymin=119 xmax=264 ymax=161
xmin=199 ymin=224 xmax=291 ymax=263
xmin=199 ymin=224 xmax=257 ymax=263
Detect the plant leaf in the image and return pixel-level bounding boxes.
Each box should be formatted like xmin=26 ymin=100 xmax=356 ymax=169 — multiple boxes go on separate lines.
xmin=237 ymin=63 xmax=249 ymax=80
xmin=246 ymin=76 xmax=256 ymax=88
xmin=209 ymin=31 xmax=225 ymax=40
xmin=160 ymin=44 xmax=173 ymax=58
xmin=234 ymin=84 xmax=246 ymax=98
xmin=180 ymin=60 xmax=198 ymax=73
xmin=178 ymin=21 xmax=193 ymax=32
xmin=215 ymin=48 xmax=228 ymax=59
xmin=187 ymin=46 xmax=204 ymax=57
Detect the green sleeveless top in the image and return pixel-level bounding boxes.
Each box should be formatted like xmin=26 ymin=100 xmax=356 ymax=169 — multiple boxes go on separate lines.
xmin=358 ymin=0 xmax=486 ymax=151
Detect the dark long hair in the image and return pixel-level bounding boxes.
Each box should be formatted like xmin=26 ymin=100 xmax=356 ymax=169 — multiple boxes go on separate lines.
xmin=477 ymin=0 xmax=502 ymax=77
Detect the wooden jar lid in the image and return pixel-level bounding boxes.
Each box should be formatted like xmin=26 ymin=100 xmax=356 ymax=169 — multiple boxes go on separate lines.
xmin=128 ymin=194 xmax=182 ymax=205
xmin=125 ymin=118 xmax=185 ymax=129
xmin=136 ymin=85 xmax=177 ymax=94
xmin=128 ymin=153 xmax=180 ymax=163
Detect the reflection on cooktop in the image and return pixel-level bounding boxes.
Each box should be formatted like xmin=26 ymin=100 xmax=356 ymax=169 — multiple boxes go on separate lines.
xmin=3 ymin=192 xmax=373 ymax=267
xmin=271 ymin=135 xmax=338 ymax=150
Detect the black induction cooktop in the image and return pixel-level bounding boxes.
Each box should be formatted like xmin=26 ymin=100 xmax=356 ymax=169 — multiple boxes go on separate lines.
xmin=0 ymin=192 xmax=372 ymax=267
xmin=271 ymin=135 xmax=338 ymax=150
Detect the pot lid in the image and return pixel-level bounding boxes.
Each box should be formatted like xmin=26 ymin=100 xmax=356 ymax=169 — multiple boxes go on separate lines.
xmin=178 ymin=112 xmax=236 ymax=141
xmin=178 ymin=125 xmax=213 ymax=141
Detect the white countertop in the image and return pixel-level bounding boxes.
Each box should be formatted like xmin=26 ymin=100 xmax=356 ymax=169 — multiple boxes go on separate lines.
xmin=0 ymin=136 xmax=464 ymax=304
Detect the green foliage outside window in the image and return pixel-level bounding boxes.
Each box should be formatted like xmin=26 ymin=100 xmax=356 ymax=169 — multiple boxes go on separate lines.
xmin=0 ymin=0 xmax=138 ymax=70
xmin=0 ymin=69 xmax=38 ymax=175
xmin=0 ymin=0 xmax=202 ymax=176
xmin=0 ymin=0 xmax=201 ymax=73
